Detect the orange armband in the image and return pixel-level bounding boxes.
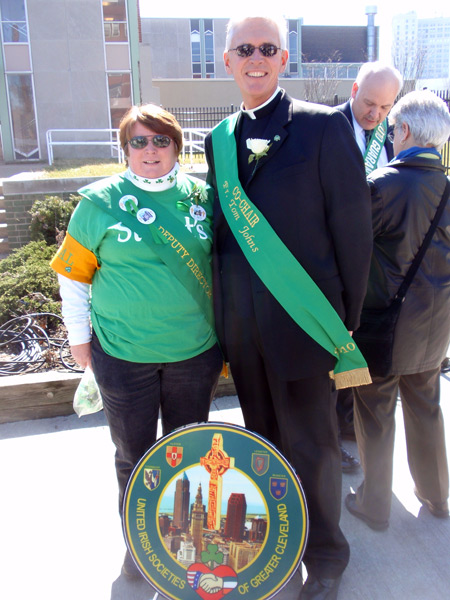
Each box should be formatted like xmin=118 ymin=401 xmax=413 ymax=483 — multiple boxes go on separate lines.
xmin=50 ymin=233 xmax=99 ymax=284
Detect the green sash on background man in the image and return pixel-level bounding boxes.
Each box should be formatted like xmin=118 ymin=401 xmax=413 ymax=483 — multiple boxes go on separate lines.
xmin=211 ymin=114 xmax=371 ymax=389
xmin=364 ymin=120 xmax=388 ymax=175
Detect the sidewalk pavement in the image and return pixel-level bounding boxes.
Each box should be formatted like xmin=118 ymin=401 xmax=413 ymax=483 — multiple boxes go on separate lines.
xmin=0 ymin=161 xmax=47 ymax=184
xmin=1 ymin=373 xmax=449 ymax=600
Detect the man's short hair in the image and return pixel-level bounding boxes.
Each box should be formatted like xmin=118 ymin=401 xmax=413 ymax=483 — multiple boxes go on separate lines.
xmin=356 ymin=61 xmax=403 ymax=94
xmin=225 ymin=14 xmax=288 ymax=51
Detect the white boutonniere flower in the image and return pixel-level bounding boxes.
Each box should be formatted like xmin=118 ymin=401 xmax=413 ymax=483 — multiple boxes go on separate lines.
xmin=246 ymin=138 xmax=271 ymax=164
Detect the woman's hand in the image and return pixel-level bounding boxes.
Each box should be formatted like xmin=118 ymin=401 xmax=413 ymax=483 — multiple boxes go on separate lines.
xmin=70 ymin=342 xmax=92 ymax=370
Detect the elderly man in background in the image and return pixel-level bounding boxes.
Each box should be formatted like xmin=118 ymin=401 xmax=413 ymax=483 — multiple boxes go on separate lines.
xmin=206 ymin=14 xmax=373 ymax=600
xmin=337 ymin=61 xmax=403 ymax=174
xmin=334 ymin=63 xmax=403 ymax=466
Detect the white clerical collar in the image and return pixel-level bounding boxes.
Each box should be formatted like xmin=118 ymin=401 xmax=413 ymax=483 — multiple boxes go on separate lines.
xmin=241 ymin=87 xmax=282 ymax=120
xmin=125 ymin=163 xmax=179 ymax=191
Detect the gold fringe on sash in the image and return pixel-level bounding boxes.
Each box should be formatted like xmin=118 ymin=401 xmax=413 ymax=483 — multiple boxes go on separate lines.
xmin=330 ymin=367 xmax=372 ymax=390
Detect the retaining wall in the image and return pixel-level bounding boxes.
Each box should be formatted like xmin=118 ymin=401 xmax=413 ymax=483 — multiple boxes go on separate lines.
xmin=3 ymin=176 xmax=101 ymax=250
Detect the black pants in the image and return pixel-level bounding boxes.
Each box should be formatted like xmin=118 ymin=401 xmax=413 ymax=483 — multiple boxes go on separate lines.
xmin=224 ymin=322 xmax=349 ymax=579
xmin=336 ymin=388 xmax=355 ymax=433
xmin=91 ymin=333 xmax=223 ymax=515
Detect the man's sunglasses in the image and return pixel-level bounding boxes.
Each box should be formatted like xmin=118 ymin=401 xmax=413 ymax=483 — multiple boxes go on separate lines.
xmin=126 ymin=134 xmax=172 ymax=150
xmin=228 ymin=43 xmax=282 ymax=58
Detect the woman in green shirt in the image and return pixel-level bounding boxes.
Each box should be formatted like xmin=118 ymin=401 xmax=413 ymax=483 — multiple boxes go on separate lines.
xmin=51 ymin=104 xmax=222 ymax=578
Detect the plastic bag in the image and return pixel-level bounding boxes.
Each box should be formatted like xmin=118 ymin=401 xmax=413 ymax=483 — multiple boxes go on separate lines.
xmin=73 ymin=366 xmax=103 ymax=417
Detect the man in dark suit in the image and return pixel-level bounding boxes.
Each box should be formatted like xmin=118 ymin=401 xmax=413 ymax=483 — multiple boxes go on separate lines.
xmin=335 ymin=63 xmax=403 ymax=454
xmin=337 ymin=62 xmax=403 ymax=172
xmin=205 ymin=15 xmax=372 ymax=599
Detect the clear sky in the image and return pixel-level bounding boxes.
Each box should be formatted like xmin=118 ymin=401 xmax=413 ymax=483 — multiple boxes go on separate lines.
xmin=139 ymin=1 xmax=450 ymax=63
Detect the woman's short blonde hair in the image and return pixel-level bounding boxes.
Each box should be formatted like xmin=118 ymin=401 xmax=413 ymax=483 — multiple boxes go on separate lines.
xmin=119 ymin=104 xmax=183 ymax=156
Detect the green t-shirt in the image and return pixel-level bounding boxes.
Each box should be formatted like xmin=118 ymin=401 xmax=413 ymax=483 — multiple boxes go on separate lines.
xmin=68 ymin=173 xmax=216 ymax=363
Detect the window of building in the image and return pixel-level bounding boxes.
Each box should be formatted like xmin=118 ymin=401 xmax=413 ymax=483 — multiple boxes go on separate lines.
xmin=192 ymin=63 xmax=201 ymax=79
xmin=1 ymin=1 xmax=39 ymax=159
xmin=191 ymin=19 xmax=201 ymax=76
xmin=190 ymin=19 xmax=215 ymax=78
xmin=108 ymin=72 xmax=131 ymax=129
xmin=0 ymin=0 xmax=27 ymax=42
xmin=204 ymin=18 xmax=215 ymax=78
xmin=103 ymin=0 xmax=128 ymax=42
xmin=288 ymin=20 xmax=299 ymax=76
xmin=103 ymin=1 xmax=131 ymax=128
xmin=6 ymin=73 xmax=38 ymax=159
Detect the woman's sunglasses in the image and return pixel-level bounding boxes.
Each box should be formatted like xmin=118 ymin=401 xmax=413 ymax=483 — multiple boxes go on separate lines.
xmin=126 ymin=134 xmax=172 ymax=150
xmin=228 ymin=43 xmax=282 ymax=58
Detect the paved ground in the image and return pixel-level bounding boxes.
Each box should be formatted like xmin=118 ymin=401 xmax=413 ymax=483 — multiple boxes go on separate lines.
xmin=0 ymin=161 xmax=48 ymax=183
xmin=1 ymin=373 xmax=449 ymax=600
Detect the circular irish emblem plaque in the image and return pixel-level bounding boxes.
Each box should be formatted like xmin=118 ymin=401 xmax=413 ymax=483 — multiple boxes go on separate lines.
xmin=123 ymin=422 xmax=308 ymax=600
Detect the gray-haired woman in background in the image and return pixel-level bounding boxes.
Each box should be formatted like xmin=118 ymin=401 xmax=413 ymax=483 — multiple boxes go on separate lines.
xmin=345 ymin=90 xmax=450 ymax=531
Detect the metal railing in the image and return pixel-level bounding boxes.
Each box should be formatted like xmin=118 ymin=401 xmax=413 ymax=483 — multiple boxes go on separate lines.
xmin=182 ymin=128 xmax=210 ymax=164
xmin=166 ymin=105 xmax=235 ymax=129
xmin=45 ymin=127 xmax=211 ymax=167
xmin=46 ymin=128 xmax=124 ymax=165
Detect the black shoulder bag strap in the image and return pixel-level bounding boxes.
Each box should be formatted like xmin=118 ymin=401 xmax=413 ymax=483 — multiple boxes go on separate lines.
xmin=394 ymin=177 xmax=450 ymax=305
xmin=393 ymin=177 xmax=450 ymax=302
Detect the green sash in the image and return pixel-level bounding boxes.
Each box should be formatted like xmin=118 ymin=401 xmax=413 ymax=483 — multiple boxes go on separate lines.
xmin=211 ymin=113 xmax=371 ymax=389
xmin=79 ymin=175 xmax=214 ymax=329
xmin=364 ymin=120 xmax=388 ymax=175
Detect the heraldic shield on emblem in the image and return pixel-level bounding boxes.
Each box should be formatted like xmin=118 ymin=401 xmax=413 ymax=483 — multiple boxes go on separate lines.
xmin=123 ymin=422 xmax=308 ymax=600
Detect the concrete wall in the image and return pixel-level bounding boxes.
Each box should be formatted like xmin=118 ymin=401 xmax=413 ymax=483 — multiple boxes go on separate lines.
xmin=141 ymin=18 xmax=229 ymax=80
xmin=153 ymin=79 xmax=354 ymax=109
xmin=3 ymin=177 xmax=100 ymax=250
xmin=28 ymin=0 xmax=110 ymax=160
xmin=141 ymin=19 xmax=192 ymax=79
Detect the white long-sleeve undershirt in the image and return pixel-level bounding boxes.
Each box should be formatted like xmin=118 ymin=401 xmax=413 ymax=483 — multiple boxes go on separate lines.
xmin=58 ymin=274 xmax=92 ymax=346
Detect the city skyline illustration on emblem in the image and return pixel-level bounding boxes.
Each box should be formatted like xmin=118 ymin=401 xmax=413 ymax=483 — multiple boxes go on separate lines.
xmin=158 ymin=433 xmax=268 ymax=593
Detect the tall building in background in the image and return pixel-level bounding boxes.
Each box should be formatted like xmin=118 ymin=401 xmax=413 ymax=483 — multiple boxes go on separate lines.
xmin=0 ymin=0 xmax=140 ymax=162
xmin=224 ymin=493 xmax=246 ymax=542
xmin=173 ymin=472 xmax=190 ymax=531
xmin=190 ymin=483 xmax=206 ymax=559
xmin=0 ymin=4 xmax=381 ymax=164
xmin=392 ymin=12 xmax=450 ymax=88
xmin=142 ymin=16 xmax=377 ymax=82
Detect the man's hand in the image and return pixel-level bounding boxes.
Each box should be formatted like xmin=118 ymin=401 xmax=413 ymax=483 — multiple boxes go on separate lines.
xmin=70 ymin=342 xmax=92 ymax=370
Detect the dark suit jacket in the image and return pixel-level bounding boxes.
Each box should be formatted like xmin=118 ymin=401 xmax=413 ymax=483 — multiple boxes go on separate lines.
xmin=206 ymin=91 xmax=372 ymax=380
xmin=336 ymin=99 xmax=394 ymax=161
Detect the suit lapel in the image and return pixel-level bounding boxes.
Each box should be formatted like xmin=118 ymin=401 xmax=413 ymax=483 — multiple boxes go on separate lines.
xmin=245 ymin=93 xmax=292 ymax=184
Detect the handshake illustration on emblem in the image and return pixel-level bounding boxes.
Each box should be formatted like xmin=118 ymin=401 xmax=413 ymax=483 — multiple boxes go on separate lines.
xmin=187 ymin=544 xmax=238 ymax=598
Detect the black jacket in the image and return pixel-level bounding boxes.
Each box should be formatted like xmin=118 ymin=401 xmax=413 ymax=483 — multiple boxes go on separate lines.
xmin=205 ymin=91 xmax=372 ymax=380
xmin=366 ymin=154 xmax=450 ymax=374
xmin=336 ymin=100 xmax=394 ymax=162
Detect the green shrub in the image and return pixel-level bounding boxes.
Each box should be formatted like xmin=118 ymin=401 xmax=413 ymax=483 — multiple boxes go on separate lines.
xmin=0 ymin=241 xmax=61 ymax=325
xmin=29 ymin=194 xmax=79 ymax=245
